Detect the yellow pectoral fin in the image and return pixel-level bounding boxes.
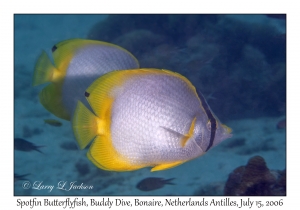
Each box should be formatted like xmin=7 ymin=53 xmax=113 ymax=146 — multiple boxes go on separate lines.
xmin=151 ymin=160 xmax=187 ymax=172
xmin=181 ymin=117 xmax=197 ymax=147
xmin=72 ymin=101 xmax=99 ymax=149
xmin=33 ymin=51 xmax=58 ymax=86
xmin=39 ymin=83 xmax=70 ymax=120
xmin=87 ymin=136 xmax=144 ymax=172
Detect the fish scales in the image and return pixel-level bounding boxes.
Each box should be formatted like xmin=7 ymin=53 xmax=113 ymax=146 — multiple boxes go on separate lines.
xmin=111 ymin=74 xmax=207 ymax=165
xmin=62 ymin=44 xmax=139 ymax=116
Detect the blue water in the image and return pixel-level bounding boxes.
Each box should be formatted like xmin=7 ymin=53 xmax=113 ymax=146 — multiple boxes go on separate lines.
xmin=14 ymin=14 xmax=286 ymax=196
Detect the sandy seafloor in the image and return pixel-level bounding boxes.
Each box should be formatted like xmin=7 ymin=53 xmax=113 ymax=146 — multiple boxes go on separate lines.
xmin=14 ymin=15 xmax=286 ymax=196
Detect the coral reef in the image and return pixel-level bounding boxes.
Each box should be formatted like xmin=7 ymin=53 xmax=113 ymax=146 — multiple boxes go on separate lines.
xmin=87 ymin=15 xmax=286 ymax=121
xmin=224 ymin=155 xmax=286 ymax=196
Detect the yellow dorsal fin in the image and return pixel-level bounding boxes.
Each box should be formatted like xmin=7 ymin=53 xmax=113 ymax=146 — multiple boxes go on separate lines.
xmin=85 ymin=68 xmax=196 ymax=117
xmin=39 ymin=83 xmax=70 ymax=120
xmin=32 ymin=51 xmax=58 ymax=86
xmin=181 ymin=117 xmax=197 ymax=147
xmin=52 ymin=39 xmax=139 ymax=70
xmin=151 ymin=160 xmax=186 ymax=172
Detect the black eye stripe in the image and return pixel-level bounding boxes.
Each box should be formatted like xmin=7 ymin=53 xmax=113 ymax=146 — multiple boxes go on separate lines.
xmin=52 ymin=45 xmax=57 ymax=52
xmin=197 ymin=90 xmax=216 ymax=152
xmin=85 ymin=91 xmax=90 ymax=97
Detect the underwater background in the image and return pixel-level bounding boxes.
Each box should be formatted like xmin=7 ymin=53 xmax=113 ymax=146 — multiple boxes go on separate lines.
xmin=14 ymin=14 xmax=286 ymax=196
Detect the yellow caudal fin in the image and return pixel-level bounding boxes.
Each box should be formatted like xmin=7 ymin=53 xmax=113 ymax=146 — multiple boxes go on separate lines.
xmin=87 ymin=136 xmax=144 ymax=171
xmin=39 ymin=83 xmax=71 ymax=120
xmin=151 ymin=160 xmax=186 ymax=172
xmin=32 ymin=51 xmax=58 ymax=86
xmin=72 ymin=101 xmax=99 ymax=149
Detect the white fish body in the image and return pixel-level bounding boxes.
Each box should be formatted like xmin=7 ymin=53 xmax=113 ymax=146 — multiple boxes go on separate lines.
xmin=72 ymin=68 xmax=232 ymax=172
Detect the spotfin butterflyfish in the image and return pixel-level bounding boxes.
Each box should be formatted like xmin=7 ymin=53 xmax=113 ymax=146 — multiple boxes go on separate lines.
xmin=32 ymin=39 xmax=139 ymax=120
xmin=72 ymin=68 xmax=232 ymax=172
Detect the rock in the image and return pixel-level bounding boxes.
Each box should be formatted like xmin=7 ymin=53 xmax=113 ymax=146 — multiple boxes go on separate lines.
xmin=113 ymin=29 xmax=165 ymax=58
xmin=224 ymin=155 xmax=286 ymax=195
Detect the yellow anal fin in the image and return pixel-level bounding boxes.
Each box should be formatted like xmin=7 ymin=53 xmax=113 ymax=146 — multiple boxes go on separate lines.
xmin=33 ymin=51 xmax=58 ymax=86
xmin=181 ymin=117 xmax=197 ymax=147
xmin=151 ymin=160 xmax=186 ymax=172
xmin=72 ymin=101 xmax=98 ymax=149
xmin=39 ymin=83 xmax=70 ymax=120
xmin=87 ymin=136 xmax=144 ymax=171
